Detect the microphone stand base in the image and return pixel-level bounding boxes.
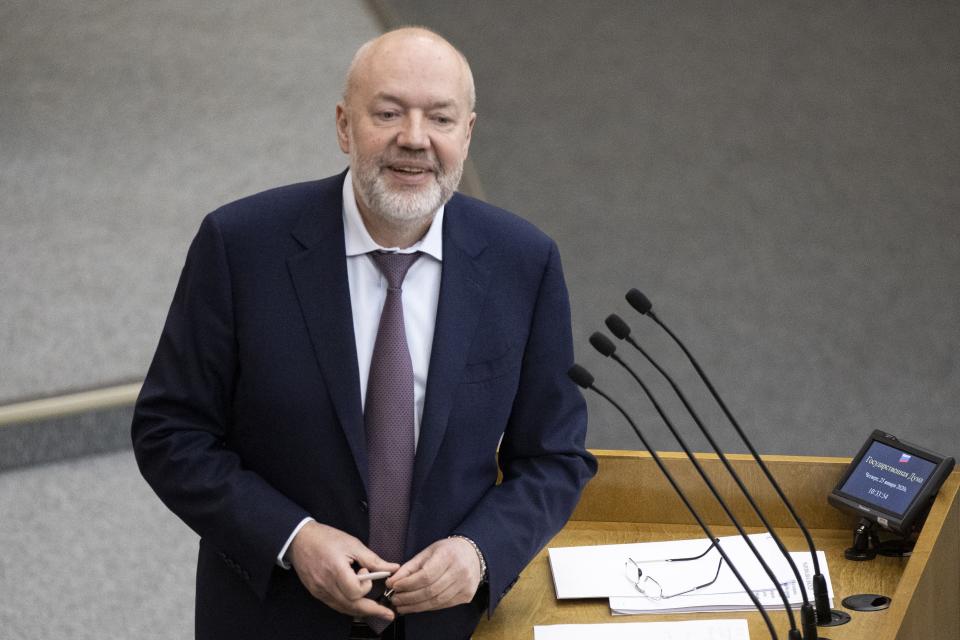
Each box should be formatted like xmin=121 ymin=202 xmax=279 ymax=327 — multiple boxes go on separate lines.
xmin=817 ymin=608 xmax=852 ymax=627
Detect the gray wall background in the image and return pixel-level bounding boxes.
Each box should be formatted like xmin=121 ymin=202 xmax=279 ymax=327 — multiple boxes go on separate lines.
xmin=1 ymin=0 xmax=378 ymax=403
xmin=2 ymin=1 xmax=958 ymax=459
xmin=1 ymin=2 xmax=957 ymax=638
xmin=384 ymin=0 xmax=960 ymax=458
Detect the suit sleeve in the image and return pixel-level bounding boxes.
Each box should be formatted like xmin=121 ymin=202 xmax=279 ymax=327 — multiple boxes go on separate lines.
xmin=131 ymin=213 xmax=310 ymax=600
xmin=452 ymin=241 xmax=597 ymax=613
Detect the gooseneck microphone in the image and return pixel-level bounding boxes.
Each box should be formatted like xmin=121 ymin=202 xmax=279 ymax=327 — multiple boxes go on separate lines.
xmin=567 ymin=364 xmax=780 ymax=640
xmin=625 ymin=288 xmax=839 ymax=626
xmin=588 ymin=333 xmax=803 ymax=640
xmin=604 ymin=314 xmax=823 ymax=640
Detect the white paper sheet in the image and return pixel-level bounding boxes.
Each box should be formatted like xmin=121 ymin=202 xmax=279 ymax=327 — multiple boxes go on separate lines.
xmin=533 ymin=619 xmax=749 ymax=640
xmin=548 ymin=533 xmax=794 ymax=599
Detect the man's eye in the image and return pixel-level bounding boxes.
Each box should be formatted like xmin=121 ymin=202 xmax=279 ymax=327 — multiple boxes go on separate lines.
xmin=377 ymin=111 xmax=399 ymax=120
xmin=433 ymin=115 xmax=453 ymax=125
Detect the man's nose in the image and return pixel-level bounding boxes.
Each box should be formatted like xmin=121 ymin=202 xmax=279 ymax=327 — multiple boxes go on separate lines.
xmin=396 ymin=115 xmax=429 ymax=150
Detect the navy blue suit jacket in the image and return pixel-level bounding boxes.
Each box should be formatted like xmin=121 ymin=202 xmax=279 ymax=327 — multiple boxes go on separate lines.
xmin=132 ymin=171 xmax=596 ymax=639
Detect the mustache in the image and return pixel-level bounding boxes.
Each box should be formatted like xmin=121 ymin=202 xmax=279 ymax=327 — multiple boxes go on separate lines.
xmin=380 ymin=152 xmax=442 ymax=173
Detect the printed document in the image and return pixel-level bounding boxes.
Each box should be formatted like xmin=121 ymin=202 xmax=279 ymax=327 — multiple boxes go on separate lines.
xmin=548 ymin=533 xmax=833 ymax=614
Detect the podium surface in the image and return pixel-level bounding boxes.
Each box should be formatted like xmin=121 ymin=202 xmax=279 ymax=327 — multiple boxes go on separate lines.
xmin=474 ymin=450 xmax=960 ymax=640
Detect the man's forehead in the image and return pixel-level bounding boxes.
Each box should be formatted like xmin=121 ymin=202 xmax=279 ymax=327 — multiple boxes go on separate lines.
xmin=372 ymin=91 xmax=459 ymax=110
xmin=347 ymin=29 xmax=475 ymax=110
xmin=354 ymin=62 xmax=471 ymax=109
xmin=380 ymin=41 xmax=460 ymax=73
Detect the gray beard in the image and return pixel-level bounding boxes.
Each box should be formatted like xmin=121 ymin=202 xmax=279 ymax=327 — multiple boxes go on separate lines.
xmin=350 ymin=148 xmax=463 ymax=226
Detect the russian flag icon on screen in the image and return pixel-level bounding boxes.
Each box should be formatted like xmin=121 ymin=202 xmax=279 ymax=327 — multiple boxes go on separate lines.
xmin=899 ymin=453 xmax=912 ymax=464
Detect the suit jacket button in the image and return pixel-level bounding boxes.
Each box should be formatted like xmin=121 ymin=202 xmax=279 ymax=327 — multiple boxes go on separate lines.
xmin=359 ymin=500 xmax=368 ymax=512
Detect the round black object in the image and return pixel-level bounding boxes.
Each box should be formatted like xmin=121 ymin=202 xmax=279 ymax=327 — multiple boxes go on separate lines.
xmin=842 ymin=594 xmax=891 ymax=612
xmin=818 ymin=608 xmax=852 ymax=627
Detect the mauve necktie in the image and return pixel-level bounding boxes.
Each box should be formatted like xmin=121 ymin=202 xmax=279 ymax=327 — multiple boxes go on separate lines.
xmin=364 ymin=251 xmax=421 ymax=633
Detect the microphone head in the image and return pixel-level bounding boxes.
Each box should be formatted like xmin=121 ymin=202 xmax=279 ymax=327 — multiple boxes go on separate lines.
xmin=589 ymin=332 xmax=617 ymax=357
xmin=567 ymin=364 xmax=594 ymax=389
xmin=626 ymin=289 xmax=653 ymax=315
xmin=605 ymin=314 xmax=631 ymax=340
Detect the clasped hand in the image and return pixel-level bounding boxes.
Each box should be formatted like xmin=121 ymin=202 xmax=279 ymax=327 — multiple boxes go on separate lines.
xmin=386 ymin=536 xmax=482 ymax=615
xmin=288 ymin=522 xmax=399 ymax=622
xmin=290 ymin=524 xmax=481 ymax=621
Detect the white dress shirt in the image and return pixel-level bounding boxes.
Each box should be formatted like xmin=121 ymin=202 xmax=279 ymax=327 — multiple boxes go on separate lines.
xmin=277 ymin=169 xmax=444 ymax=566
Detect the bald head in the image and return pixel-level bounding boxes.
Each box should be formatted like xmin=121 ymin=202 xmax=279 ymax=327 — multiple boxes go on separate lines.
xmin=343 ymin=27 xmax=476 ymax=112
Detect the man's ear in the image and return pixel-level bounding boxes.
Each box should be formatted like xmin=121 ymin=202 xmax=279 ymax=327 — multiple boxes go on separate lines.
xmin=335 ymin=103 xmax=351 ymax=154
xmin=463 ymin=112 xmax=477 ymax=153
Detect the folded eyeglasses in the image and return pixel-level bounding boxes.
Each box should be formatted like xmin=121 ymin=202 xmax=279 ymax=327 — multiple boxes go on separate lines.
xmin=624 ymin=538 xmax=724 ymax=600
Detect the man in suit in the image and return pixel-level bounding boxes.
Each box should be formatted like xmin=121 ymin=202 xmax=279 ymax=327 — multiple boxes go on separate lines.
xmin=132 ymin=27 xmax=595 ymax=639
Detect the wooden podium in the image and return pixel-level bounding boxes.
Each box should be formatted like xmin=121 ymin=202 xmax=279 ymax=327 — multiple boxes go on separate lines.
xmin=474 ymin=450 xmax=960 ymax=639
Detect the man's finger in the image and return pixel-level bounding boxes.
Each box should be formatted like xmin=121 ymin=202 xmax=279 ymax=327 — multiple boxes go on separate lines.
xmin=394 ymin=576 xmax=463 ymax=613
xmin=329 ymin=564 xmax=377 ymax=602
xmin=386 ymin=550 xmax=428 ymax=586
xmin=389 ymin=550 xmax=453 ymax=606
xmin=353 ymin=547 xmax=401 ymax=575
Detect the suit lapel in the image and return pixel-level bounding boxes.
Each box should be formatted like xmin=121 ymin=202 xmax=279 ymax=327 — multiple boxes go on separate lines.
xmin=286 ymin=175 xmax=368 ymax=491
xmin=412 ymin=199 xmax=491 ymax=502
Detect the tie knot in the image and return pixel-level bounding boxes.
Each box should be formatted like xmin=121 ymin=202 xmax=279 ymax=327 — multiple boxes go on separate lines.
xmin=371 ymin=251 xmax=421 ymax=289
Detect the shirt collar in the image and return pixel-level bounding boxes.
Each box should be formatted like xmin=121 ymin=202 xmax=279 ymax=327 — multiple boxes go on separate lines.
xmin=342 ymin=168 xmax=444 ymax=260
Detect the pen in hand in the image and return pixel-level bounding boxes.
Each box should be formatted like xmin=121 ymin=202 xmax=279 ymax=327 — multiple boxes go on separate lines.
xmin=357 ymin=570 xmax=392 ymax=581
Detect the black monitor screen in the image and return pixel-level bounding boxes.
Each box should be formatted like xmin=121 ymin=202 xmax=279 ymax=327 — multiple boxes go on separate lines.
xmin=838 ymin=440 xmax=938 ymax=517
